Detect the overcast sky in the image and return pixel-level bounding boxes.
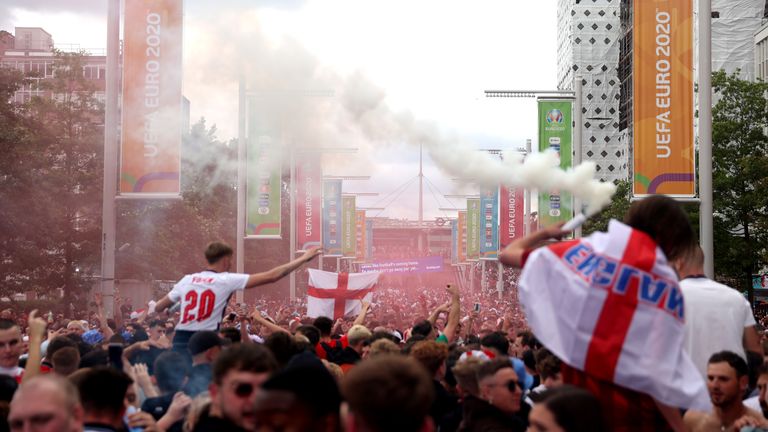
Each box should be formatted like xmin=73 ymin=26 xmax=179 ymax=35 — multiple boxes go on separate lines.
xmin=2 ymin=1 xmax=558 ymax=220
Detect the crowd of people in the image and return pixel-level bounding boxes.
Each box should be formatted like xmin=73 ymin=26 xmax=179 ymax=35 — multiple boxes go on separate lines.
xmin=1 ymin=196 xmax=767 ymax=431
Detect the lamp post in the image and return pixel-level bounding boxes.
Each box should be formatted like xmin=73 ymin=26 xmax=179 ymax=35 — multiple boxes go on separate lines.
xmin=484 ymin=78 xmax=583 ymax=237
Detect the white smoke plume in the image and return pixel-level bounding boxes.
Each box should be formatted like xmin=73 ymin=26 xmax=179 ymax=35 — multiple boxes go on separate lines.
xmin=182 ymin=10 xmax=615 ymax=215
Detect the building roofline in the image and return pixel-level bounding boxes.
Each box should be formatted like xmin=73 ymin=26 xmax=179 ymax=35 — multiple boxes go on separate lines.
xmin=15 ymin=27 xmax=52 ymax=37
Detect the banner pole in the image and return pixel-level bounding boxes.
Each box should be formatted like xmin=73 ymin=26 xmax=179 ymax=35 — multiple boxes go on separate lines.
xmin=289 ymin=148 xmax=297 ymax=301
xmin=236 ymin=76 xmax=246 ymax=305
xmin=573 ymin=76 xmax=583 ymax=238
xmin=100 ymin=0 xmax=120 ymax=318
xmin=699 ymin=0 xmax=714 ymax=279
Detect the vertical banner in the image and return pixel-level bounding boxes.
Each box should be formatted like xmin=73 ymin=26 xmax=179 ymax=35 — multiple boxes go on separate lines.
xmin=245 ymin=99 xmax=281 ymax=238
xmin=500 ymin=185 xmax=525 ymax=247
xmin=458 ymin=211 xmax=468 ymax=263
xmin=451 ymin=219 xmax=458 ymax=265
xmin=480 ymin=187 xmax=499 ymax=259
xmin=322 ymin=180 xmax=342 ymax=256
xmin=120 ymin=0 xmax=182 ymax=195
xmin=538 ymin=100 xmax=573 ymax=227
xmin=466 ymin=198 xmax=481 ymax=260
xmin=355 ymin=210 xmax=366 ymax=261
xmin=365 ymin=220 xmax=373 ymax=260
xmin=296 ymin=155 xmax=322 ymax=250
xmin=632 ymin=0 xmax=694 ymax=196
xmin=341 ymin=196 xmax=356 ymax=257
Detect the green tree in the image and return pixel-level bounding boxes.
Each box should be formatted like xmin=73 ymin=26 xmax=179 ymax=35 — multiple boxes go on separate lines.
xmin=711 ymin=70 xmax=768 ymax=300
xmin=0 ymin=51 xmax=104 ymax=308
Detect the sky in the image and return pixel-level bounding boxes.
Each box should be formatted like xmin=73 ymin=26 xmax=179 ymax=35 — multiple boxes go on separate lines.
xmin=1 ymin=0 xmax=559 ymax=221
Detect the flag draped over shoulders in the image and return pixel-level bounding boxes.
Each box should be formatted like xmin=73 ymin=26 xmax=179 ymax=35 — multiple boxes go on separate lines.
xmin=307 ymin=269 xmax=379 ymax=320
xmin=519 ymin=220 xmax=709 ymax=410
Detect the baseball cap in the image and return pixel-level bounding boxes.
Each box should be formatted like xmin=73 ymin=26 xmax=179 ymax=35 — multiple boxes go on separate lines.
xmin=188 ymin=330 xmax=229 ymax=356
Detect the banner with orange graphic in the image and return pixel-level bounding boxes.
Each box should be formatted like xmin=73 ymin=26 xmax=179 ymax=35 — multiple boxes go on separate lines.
xmin=120 ymin=0 xmax=183 ymax=196
xmin=633 ymin=0 xmax=695 ymax=196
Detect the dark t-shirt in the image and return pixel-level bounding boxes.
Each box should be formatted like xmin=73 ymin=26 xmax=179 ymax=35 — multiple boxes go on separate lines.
xmin=192 ymin=414 xmax=248 ymax=432
xmin=183 ymin=363 xmax=213 ymax=397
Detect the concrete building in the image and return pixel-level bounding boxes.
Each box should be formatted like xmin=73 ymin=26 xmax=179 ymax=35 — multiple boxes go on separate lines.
xmin=557 ymin=0 xmax=627 ymax=183
xmin=757 ymin=21 xmax=768 ymax=82
xmin=0 ymin=27 xmax=106 ymax=104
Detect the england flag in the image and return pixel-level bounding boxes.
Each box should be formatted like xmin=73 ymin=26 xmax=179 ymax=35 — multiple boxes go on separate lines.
xmin=519 ymin=220 xmax=709 ymax=410
xmin=307 ymin=269 xmax=379 ymax=320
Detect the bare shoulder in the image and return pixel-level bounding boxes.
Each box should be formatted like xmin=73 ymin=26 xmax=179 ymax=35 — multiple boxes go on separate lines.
xmin=683 ymin=410 xmax=718 ymax=432
xmin=745 ymin=407 xmax=767 ymax=421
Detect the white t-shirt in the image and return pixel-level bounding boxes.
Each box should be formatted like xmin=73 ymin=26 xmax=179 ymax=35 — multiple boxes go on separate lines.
xmin=168 ymin=271 xmax=249 ymax=331
xmin=681 ymin=277 xmax=756 ymax=378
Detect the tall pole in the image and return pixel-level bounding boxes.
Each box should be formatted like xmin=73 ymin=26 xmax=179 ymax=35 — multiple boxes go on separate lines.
xmin=525 ymin=139 xmax=532 ymax=235
xmin=289 ymin=149 xmax=297 ymax=301
xmin=496 ymin=261 xmax=504 ymax=299
xmin=236 ymin=76 xmax=246 ymax=304
xmin=573 ymin=76 xmax=583 ymax=238
xmin=100 ymin=0 xmax=119 ymax=318
xmin=699 ymin=0 xmax=714 ymax=279
xmin=418 ymin=143 xmax=424 ymax=252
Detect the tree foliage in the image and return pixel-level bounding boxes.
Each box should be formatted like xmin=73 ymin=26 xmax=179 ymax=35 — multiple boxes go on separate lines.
xmin=711 ymin=71 xmax=768 ymax=294
xmin=0 ymin=51 xmax=104 ymax=306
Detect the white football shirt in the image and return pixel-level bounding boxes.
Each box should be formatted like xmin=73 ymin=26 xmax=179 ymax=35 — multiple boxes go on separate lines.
xmin=168 ymin=271 xmax=249 ymax=331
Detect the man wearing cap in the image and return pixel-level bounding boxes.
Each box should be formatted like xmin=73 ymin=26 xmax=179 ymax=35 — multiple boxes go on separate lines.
xmin=254 ymin=356 xmax=342 ymax=432
xmin=154 ymin=242 xmax=321 ymax=354
xmin=183 ymin=330 xmax=228 ymax=397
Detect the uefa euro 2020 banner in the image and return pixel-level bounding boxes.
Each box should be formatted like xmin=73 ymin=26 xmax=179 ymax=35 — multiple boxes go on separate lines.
xmin=120 ymin=0 xmax=182 ymax=196
xmin=633 ymin=0 xmax=694 ymax=197
xmin=342 ymin=196 xmax=356 ymax=257
xmin=479 ymin=186 xmax=499 ymax=260
xmin=466 ymin=198 xmax=481 ymax=261
xmin=451 ymin=219 xmax=458 ymax=265
xmin=355 ymin=210 xmax=366 ymax=261
xmin=322 ymin=180 xmax=343 ymax=256
xmin=457 ymin=210 xmax=467 ymax=263
xmin=296 ymin=155 xmax=322 ymax=250
xmin=538 ymin=100 xmax=573 ymax=227
xmin=245 ymin=98 xmax=282 ymax=238
xmin=499 ymin=185 xmax=525 ymax=247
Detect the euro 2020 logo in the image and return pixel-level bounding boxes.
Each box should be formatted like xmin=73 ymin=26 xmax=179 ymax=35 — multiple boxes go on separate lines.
xmin=546 ymin=109 xmax=564 ymax=124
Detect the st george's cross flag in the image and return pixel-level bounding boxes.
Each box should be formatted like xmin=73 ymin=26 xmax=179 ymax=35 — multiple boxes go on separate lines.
xmin=519 ymin=220 xmax=709 ymax=410
xmin=307 ymin=269 xmax=379 ymax=320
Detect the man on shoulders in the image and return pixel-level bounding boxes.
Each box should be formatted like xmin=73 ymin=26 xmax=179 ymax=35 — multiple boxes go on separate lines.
xmin=154 ymin=242 xmax=321 ymax=353
xmin=673 ymin=245 xmax=762 ymax=378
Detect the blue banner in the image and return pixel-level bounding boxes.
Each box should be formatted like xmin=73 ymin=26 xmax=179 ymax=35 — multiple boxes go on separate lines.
xmin=322 ymin=179 xmax=342 ymax=256
xmin=360 ymin=256 xmax=443 ymax=275
xmin=480 ymin=186 xmax=499 ymax=259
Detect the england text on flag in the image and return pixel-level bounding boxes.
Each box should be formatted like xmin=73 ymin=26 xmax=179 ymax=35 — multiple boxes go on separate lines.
xmin=307 ymin=269 xmax=379 ymax=320
xmin=519 ymin=220 xmax=709 ymax=410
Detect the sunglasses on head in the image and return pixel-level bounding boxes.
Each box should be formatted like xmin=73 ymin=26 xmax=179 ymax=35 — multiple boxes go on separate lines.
xmin=234 ymin=382 xmax=255 ymax=398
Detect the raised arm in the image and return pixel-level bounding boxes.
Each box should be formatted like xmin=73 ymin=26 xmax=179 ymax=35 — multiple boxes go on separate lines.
xmin=245 ymin=247 xmax=322 ymax=289
xmin=154 ymin=295 xmax=174 ymax=314
xmin=353 ymin=301 xmax=370 ymax=327
xmin=499 ymin=223 xmax=568 ymax=268
xmin=251 ymin=309 xmax=291 ymax=335
xmin=442 ymin=284 xmax=461 ymax=343
xmin=94 ymin=293 xmax=114 ymax=341
xmin=428 ymin=302 xmax=450 ymax=325
xmin=22 ymin=310 xmax=47 ymax=383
